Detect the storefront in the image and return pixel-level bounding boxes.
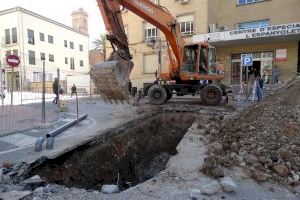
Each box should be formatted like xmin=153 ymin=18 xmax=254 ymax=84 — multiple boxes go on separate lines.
xmin=193 ymin=22 xmax=300 ymax=85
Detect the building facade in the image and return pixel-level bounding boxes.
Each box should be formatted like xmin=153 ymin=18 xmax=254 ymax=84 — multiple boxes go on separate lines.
xmin=106 ymin=0 xmax=300 ymax=88
xmin=0 ymin=7 xmax=89 ymax=90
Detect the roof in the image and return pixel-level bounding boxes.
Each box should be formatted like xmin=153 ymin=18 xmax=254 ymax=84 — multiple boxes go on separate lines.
xmin=0 ymin=6 xmax=89 ymax=37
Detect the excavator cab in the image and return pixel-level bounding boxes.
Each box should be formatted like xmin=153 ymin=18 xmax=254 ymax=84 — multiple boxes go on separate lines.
xmin=181 ymin=44 xmax=218 ymax=78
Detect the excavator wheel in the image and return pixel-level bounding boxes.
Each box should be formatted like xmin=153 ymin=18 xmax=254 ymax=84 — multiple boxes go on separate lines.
xmin=148 ymin=85 xmax=168 ymax=105
xmin=201 ymin=84 xmax=223 ymax=106
xmin=91 ymin=60 xmax=133 ymax=101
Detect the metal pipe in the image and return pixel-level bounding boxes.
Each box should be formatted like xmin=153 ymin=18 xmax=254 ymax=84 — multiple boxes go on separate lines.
xmin=46 ymin=114 xmax=88 ymax=138
xmin=42 ymin=61 xmax=46 ymax=123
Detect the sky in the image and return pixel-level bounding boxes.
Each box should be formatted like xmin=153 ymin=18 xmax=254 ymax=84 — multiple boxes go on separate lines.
xmin=0 ymin=0 xmax=106 ymax=47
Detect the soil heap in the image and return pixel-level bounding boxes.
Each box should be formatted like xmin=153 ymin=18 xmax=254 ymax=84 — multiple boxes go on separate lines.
xmin=202 ymin=79 xmax=300 ymax=185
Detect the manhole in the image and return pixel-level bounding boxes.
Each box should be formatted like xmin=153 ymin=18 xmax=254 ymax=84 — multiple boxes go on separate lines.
xmin=29 ymin=112 xmax=196 ymax=191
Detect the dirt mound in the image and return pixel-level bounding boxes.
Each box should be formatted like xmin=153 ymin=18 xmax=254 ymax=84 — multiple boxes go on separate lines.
xmin=202 ymin=79 xmax=300 ymax=185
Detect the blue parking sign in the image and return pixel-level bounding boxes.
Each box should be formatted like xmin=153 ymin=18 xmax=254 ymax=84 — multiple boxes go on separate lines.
xmin=241 ymin=54 xmax=253 ymax=66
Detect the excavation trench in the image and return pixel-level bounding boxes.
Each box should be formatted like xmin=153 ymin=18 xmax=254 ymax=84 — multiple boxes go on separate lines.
xmin=30 ymin=112 xmax=196 ymax=191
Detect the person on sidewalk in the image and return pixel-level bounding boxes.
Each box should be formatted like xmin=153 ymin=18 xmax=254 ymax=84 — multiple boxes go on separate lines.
xmin=52 ymin=78 xmax=59 ymax=104
xmin=256 ymin=75 xmax=264 ymax=102
xmin=273 ymin=65 xmax=280 ymax=84
xmin=71 ymin=84 xmax=77 ymax=98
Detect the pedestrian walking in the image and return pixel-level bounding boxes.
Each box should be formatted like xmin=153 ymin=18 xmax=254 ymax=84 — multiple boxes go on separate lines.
xmin=71 ymin=84 xmax=77 ymax=97
xmin=256 ymin=75 xmax=264 ymax=102
xmin=52 ymin=78 xmax=59 ymax=104
xmin=273 ymin=65 xmax=280 ymax=84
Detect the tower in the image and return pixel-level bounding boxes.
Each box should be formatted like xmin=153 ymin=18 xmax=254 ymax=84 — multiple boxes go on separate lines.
xmin=71 ymin=8 xmax=88 ymax=34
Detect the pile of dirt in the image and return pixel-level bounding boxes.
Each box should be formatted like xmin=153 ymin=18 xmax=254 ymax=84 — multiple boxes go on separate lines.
xmin=202 ymin=79 xmax=300 ymax=185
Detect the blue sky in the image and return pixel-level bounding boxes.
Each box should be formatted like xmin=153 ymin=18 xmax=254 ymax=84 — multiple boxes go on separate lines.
xmin=0 ymin=0 xmax=106 ymax=44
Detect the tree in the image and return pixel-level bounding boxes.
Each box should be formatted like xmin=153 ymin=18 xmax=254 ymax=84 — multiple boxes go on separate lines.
xmin=92 ymin=34 xmax=107 ymax=61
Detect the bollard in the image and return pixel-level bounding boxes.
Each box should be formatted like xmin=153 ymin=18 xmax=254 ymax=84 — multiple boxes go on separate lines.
xmin=35 ymin=137 xmax=45 ymax=152
xmin=46 ymin=136 xmax=54 ymax=150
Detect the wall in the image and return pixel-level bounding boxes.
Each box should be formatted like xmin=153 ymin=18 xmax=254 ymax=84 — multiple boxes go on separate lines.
xmin=217 ymin=0 xmax=300 ymax=29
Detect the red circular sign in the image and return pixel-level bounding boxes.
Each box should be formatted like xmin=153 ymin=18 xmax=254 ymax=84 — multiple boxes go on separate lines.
xmin=6 ymin=55 xmax=20 ymax=67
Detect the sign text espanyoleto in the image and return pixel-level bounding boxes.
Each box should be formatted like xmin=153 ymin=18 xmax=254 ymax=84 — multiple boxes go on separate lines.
xmin=193 ymin=22 xmax=300 ymax=43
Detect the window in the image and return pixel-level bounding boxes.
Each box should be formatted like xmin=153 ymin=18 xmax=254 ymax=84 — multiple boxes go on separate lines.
xmin=13 ymin=49 xmax=18 ymax=56
xmin=5 ymin=51 xmax=11 ymax=57
xmin=29 ymin=50 xmax=36 ymax=65
xmin=49 ymin=54 xmax=54 ymax=62
xmin=144 ymin=23 xmax=158 ymax=40
xmin=70 ymin=42 xmax=74 ymax=49
xmin=5 ymin=29 xmax=10 ymax=44
xmin=27 ymin=29 xmax=35 ymax=45
xmin=80 ymin=60 xmax=84 ymax=67
xmin=238 ymin=0 xmax=267 ymax=5
xmin=40 ymin=33 xmax=45 ymax=41
xmin=70 ymin=58 xmax=75 ymax=70
xmin=48 ymin=35 xmax=53 ymax=44
xmin=79 ymin=44 xmax=83 ymax=51
xmin=12 ymin=28 xmax=17 ymax=43
xmin=238 ymin=20 xmax=269 ymax=29
xmin=143 ymin=54 xmax=159 ymax=73
xmin=64 ymin=40 xmax=68 ymax=48
xmin=40 ymin=53 xmax=45 ymax=61
xmin=65 ymin=57 xmax=68 ymax=64
xmin=33 ymin=72 xmax=43 ymax=82
xmin=177 ymin=15 xmax=194 ymax=36
xmin=33 ymin=72 xmax=53 ymax=82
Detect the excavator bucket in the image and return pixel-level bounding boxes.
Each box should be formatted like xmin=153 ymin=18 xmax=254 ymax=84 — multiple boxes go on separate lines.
xmin=91 ymin=60 xmax=134 ymax=102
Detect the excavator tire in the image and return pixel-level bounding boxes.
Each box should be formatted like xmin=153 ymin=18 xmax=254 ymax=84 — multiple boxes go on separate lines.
xmin=201 ymin=84 xmax=223 ymax=106
xmin=91 ymin=60 xmax=133 ymax=101
xmin=148 ymin=85 xmax=168 ymax=105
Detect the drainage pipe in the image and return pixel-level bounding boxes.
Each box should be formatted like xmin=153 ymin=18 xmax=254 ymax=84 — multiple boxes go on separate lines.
xmin=46 ymin=114 xmax=88 ymax=138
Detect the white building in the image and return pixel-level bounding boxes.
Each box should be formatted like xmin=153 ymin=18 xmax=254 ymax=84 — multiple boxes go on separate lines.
xmin=0 ymin=7 xmax=89 ymax=90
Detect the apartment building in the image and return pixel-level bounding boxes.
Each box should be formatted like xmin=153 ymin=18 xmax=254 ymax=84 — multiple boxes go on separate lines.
xmin=106 ymin=0 xmax=300 ymax=88
xmin=0 ymin=7 xmax=89 ymax=90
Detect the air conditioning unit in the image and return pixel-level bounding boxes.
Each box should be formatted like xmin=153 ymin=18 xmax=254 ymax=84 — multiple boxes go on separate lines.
xmin=180 ymin=0 xmax=189 ymax=4
xmin=209 ymin=24 xmax=216 ymax=33
xmin=146 ymin=39 xmax=155 ymax=46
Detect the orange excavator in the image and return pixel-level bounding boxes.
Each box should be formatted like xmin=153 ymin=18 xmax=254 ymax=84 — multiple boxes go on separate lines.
xmin=92 ymin=0 xmax=226 ymax=105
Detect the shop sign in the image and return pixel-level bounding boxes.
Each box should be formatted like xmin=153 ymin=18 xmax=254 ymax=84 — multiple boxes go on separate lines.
xmin=193 ymin=22 xmax=300 ymax=43
xmin=275 ymin=49 xmax=287 ymax=62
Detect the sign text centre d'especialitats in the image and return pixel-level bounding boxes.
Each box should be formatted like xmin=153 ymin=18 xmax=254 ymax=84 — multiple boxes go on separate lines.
xmin=193 ymin=22 xmax=300 ymax=43
xmin=229 ymin=23 xmax=300 ymax=39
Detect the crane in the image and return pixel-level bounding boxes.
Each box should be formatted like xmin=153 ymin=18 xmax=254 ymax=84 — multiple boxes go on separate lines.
xmin=92 ymin=0 xmax=226 ymax=105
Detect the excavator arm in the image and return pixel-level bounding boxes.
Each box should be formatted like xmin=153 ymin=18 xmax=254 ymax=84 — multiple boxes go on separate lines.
xmin=92 ymin=0 xmax=185 ymax=101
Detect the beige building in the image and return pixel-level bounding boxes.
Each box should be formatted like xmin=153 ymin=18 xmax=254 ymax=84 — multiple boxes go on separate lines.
xmin=106 ymin=0 xmax=300 ymax=88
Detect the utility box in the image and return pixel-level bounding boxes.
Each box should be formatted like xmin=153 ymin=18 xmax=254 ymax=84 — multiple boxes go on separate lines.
xmin=60 ymin=100 xmax=68 ymax=112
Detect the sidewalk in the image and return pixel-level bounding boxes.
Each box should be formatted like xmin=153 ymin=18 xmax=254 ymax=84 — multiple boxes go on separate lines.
xmin=0 ymin=103 xmax=60 ymax=137
xmin=0 ymin=98 xmax=136 ymax=164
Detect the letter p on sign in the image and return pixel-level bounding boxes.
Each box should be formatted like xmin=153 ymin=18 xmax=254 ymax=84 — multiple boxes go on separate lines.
xmin=241 ymin=54 xmax=253 ymax=67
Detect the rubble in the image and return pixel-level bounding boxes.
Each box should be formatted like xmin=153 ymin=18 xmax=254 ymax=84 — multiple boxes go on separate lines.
xmin=200 ymin=180 xmax=221 ymax=195
xmin=101 ymin=184 xmax=120 ymax=194
xmin=202 ymin=79 xmax=300 ymax=185
xmin=220 ymin=176 xmax=237 ymax=192
xmin=20 ymin=175 xmax=46 ymax=190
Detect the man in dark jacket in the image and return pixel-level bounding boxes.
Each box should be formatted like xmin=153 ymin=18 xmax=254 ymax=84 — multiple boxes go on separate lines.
xmin=52 ymin=78 xmax=59 ymax=104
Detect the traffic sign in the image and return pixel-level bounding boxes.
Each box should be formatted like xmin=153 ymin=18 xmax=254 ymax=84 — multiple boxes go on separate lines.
xmin=241 ymin=54 xmax=253 ymax=67
xmin=6 ymin=55 xmax=20 ymax=67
